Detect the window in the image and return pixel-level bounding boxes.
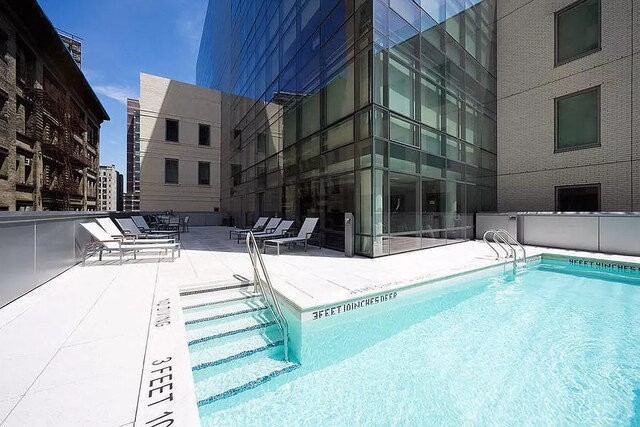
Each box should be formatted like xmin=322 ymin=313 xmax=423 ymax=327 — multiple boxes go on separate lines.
xmin=388 ymin=56 xmax=416 ymax=119
xmin=0 ymin=150 xmax=8 ymax=179
xmin=556 ymin=184 xmax=600 ymax=211
xmin=166 ymin=119 xmax=179 ymax=142
xmin=198 ymin=124 xmax=210 ymax=146
xmin=0 ymin=29 xmax=7 ymax=60
xmin=390 ymin=114 xmax=418 ymax=146
xmin=556 ymin=0 xmax=600 ymax=65
xmin=164 ymin=158 xmax=179 ymax=184
xmin=231 ymin=164 xmax=242 ymax=186
xmin=555 ymin=87 xmax=600 ymax=151
xmin=257 ymin=132 xmax=267 ymax=154
xmin=0 ymin=94 xmax=7 ymax=121
xmin=325 ymin=62 xmax=354 ymax=125
xmin=198 ymin=162 xmax=210 ymax=185
xmin=88 ymin=123 xmax=98 ymax=146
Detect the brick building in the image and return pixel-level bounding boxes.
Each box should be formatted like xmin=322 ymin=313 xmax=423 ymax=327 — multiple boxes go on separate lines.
xmin=497 ymin=0 xmax=639 ymax=211
xmin=0 ymin=0 xmax=109 ymax=211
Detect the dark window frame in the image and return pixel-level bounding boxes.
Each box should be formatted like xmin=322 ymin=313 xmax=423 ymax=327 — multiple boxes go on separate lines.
xmin=555 ymin=0 xmax=601 ymax=67
xmin=198 ymin=123 xmax=210 ymax=146
xmin=554 ymin=85 xmax=601 ymax=153
xmin=198 ymin=161 xmax=211 ymax=185
xmin=0 ymin=149 xmax=8 ymax=179
xmin=164 ymin=158 xmax=179 ymax=184
xmin=0 ymin=28 xmax=8 ymax=62
xmin=165 ymin=119 xmax=179 ymax=142
xmin=555 ymin=183 xmax=601 ymax=212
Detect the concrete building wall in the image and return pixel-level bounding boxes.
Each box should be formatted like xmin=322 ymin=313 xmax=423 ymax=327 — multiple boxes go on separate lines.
xmin=98 ymin=165 xmax=118 ymax=211
xmin=496 ymin=0 xmax=639 ymax=211
xmin=138 ymin=73 xmax=221 ymax=212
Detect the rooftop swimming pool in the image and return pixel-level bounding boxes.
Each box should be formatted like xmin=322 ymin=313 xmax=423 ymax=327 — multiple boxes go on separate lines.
xmin=186 ymin=258 xmax=640 ymax=426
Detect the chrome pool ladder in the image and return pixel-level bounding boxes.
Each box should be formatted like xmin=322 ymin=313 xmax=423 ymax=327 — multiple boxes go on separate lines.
xmin=483 ymin=229 xmax=527 ymax=273
xmin=246 ymin=232 xmax=290 ymax=361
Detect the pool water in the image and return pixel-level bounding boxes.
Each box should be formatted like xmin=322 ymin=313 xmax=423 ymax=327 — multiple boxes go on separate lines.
xmin=197 ymin=260 xmax=640 ymax=426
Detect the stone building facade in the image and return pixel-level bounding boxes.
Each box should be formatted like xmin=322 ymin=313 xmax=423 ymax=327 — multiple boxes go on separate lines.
xmin=0 ymin=0 xmax=109 ymax=211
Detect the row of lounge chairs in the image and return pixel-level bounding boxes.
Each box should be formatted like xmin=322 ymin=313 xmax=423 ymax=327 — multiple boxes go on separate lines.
xmin=230 ymin=217 xmax=321 ymax=255
xmin=80 ymin=216 xmax=182 ymax=265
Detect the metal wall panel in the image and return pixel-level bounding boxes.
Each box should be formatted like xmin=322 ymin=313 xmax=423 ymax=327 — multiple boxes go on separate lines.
xmin=0 ymin=223 xmax=36 ymax=307
xmin=34 ymin=220 xmax=77 ymax=287
xmin=0 ymin=213 xmax=107 ymax=308
xmin=599 ymin=217 xmax=640 ymax=256
xmin=475 ymin=214 xmax=517 ymax=240
xmin=521 ymin=215 xmax=599 ymax=251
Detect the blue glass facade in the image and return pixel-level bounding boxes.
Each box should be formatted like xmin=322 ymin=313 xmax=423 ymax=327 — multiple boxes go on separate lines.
xmin=197 ymin=0 xmax=497 ymax=256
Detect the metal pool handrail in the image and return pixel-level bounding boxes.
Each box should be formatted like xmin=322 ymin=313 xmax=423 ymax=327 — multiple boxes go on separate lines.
xmin=483 ymin=229 xmax=511 ymax=259
xmin=483 ymin=230 xmax=502 ymax=259
xmin=493 ymin=232 xmax=517 ymax=274
xmin=495 ymin=229 xmax=527 ymax=264
xmin=246 ymin=232 xmax=290 ymax=361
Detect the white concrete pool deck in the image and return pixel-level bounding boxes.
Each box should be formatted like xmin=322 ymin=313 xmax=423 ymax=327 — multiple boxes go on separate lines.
xmin=1 ymin=226 xmax=640 ymax=426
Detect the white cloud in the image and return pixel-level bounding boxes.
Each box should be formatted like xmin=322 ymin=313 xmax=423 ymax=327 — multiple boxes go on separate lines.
xmin=93 ymin=84 xmax=135 ymax=105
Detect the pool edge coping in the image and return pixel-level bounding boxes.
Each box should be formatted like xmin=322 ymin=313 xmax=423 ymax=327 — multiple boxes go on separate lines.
xmin=281 ymin=250 xmax=640 ymax=321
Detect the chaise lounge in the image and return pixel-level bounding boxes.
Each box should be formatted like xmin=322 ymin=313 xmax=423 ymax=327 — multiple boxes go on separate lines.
xmin=250 ymin=220 xmax=295 ymax=247
xmin=81 ymin=222 xmax=181 ymax=265
xmin=131 ymin=215 xmax=180 ymax=239
xmin=113 ymin=217 xmax=175 ymax=240
xmin=236 ymin=217 xmax=281 ymax=243
xmin=264 ymin=218 xmax=320 ymax=255
xmin=229 ymin=216 xmax=269 ymax=239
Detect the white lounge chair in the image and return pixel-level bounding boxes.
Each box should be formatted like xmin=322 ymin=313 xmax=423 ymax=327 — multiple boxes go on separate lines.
xmin=236 ymin=217 xmax=281 ymax=243
xmin=96 ymin=217 xmax=136 ymax=241
xmin=81 ymin=222 xmax=181 ymax=265
xmin=250 ymin=220 xmax=295 ymax=247
xmin=264 ymin=218 xmax=320 ymax=255
xmin=114 ymin=218 xmax=175 ymax=240
xmin=229 ymin=216 xmax=269 ymax=239
xmin=131 ymin=215 xmax=179 ymax=239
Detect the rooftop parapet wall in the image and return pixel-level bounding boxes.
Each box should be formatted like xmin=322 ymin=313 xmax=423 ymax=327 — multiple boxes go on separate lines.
xmin=0 ymin=211 xmax=108 ymax=307
xmin=476 ymin=212 xmax=640 ymax=256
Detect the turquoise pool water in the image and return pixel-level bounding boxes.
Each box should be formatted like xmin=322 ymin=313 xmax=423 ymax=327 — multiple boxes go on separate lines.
xmin=197 ymin=260 xmax=640 ymax=426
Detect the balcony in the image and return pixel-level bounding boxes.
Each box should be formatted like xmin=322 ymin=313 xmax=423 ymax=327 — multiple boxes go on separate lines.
xmin=70 ymin=150 xmax=92 ymax=168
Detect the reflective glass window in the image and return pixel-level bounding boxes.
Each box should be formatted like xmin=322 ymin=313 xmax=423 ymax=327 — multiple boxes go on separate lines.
xmin=323 ymin=117 xmax=354 ymax=152
xmin=556 ymin=87 xmax=599 ymax=151
xmin=325 ymin=62 xmax=355 ymax=125
xmin=390 ymin=114 xmax=417 ymax=146
xmin=556 ymin=0 xmax=600 ymax=65
xmin=389 ymin=142 xmax=419 ymax=174
xmin=390 ymin=172 xmax=419 ymax=233
xmin=388 ymin=56 xmax=416 ymax=118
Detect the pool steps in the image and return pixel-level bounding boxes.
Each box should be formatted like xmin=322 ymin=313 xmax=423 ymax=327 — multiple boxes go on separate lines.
xmin=183 ymin=299 xmax=268 ymax=324
xmin=182 ymin=291 xmax=261 ymax=311
xmin=180 ymin=286 xmax=300 ymax=407
xmin=190 ymin=334 xmax=284 ymax=371
xmin=186 ymin=313 xmax=276 ymax=346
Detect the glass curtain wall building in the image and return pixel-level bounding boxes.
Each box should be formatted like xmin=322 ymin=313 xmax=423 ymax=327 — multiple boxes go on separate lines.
xmin=197 ymin=0 xmax=497 ymax=256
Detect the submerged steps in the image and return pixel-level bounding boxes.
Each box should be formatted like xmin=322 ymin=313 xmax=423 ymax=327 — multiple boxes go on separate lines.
xmin=180 ymin=281 xmax=296 ymax=408
xmin=189 ymin=332 xmax=283 ymax=371
xmin=183 ymin=299 xmax=268 ymax=324
xmin=186 ymin=312 xmax=276 ymax=346
xmin=194 ymin=357 xmax=300 ymax=407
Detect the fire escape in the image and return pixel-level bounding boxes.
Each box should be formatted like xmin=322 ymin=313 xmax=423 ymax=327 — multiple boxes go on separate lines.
xmin=39 ymin=75 xmax=90 ymax=210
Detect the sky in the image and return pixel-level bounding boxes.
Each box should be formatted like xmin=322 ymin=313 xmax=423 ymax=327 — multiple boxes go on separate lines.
xmin=38 ymin=0 xmax=209 ymax=183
